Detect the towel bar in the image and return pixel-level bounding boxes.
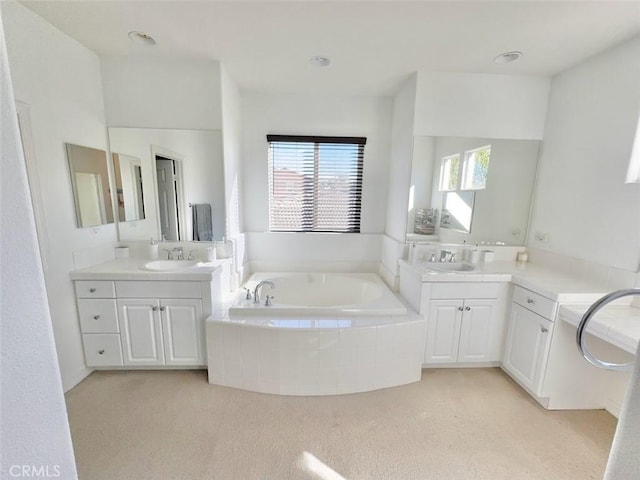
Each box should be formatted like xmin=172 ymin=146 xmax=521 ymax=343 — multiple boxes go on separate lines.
xmin=576 ymin=289 xmax=640 ymax=371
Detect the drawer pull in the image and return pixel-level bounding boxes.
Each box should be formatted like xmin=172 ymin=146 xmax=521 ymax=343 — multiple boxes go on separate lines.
xmin=527 ymin=298 xmax=535 ymax=304
xmin=457 ymin=306 xmax=463 ymax=311
xmin=465 ymin=306 xmax=471 ymax=311
xmin=152 ymin=306 xmax=158 ymax=311
xmin=98 ymin=349 xmax=105 ymax=355
xmin=160 ymin=306 xmax=166 ymax=312
xmin=540 ymin=327 xmax=548 ymax=333
xmin=93 ymin=315 xmax=101 ymax=320
xmin=89 ymin=288 xmax=96 ymax=293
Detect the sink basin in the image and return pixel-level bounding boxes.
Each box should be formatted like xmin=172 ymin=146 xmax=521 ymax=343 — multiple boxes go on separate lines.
xmin=140 ymin=260 xmax=198 ymax=272
xmin=424 ymin=262 xmax=479 ymax=273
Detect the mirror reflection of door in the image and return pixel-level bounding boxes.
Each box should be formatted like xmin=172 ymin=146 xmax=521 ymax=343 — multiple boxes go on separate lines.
xmin=113 ymin=153 xmax=146 ymax=222
xmin=74 ymin=172 xmax=106 ymax=226
xmin=156 ymin=156 xmax=180 ymax=241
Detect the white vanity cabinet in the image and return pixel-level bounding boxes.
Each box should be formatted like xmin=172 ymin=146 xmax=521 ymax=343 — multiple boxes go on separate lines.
xmin=502 ymin=286 xmax=557 ymax=397
xmin=75 ymin=278 xmax=215 ymax=369
xmin=421 ymin=283 xmax=509 ymax=366
xmin=118 ymin=298 xmax=204 ymax=366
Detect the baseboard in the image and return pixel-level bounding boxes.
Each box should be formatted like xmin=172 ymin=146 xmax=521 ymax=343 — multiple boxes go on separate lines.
xmin=63 ymin=366 xmax=93 ymax=393
xmin=422 ymin=362 xmax=500 ymax=369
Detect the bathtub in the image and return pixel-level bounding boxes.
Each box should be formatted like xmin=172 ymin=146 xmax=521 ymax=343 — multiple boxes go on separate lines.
xmin=206 ymin=272 xmax=425 ymax=396
xmin=230 ymin=273 xmax=408 ymax=316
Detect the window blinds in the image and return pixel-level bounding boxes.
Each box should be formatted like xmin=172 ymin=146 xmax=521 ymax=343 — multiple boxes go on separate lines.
xmin=267 ymin=135 xmax=366 ymax=233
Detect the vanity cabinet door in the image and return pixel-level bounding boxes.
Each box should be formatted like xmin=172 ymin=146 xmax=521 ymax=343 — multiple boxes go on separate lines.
xmin=160 ymin=299 xmax=205 ymax=366
xmin=118 ymin=299 xmax=165 ymax=366
xmin=458 ymin=299 xmax=497 ymax=363
xmin=424 ymin=300 xmax=463 ymax=364
xmin=503 ymin=302 xmax=553 ymax=395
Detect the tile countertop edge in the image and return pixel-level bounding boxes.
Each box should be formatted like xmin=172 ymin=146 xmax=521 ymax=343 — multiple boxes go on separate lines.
xmin=559 ymin=304 xmax=640 ymax=355
xmin=400 ymin=259 xmax=609 ymax=302
xmin=69 ymin=259 xmax=222 ymax=281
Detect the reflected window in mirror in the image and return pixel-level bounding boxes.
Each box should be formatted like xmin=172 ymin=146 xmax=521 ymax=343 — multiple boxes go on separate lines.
xmin=112 ymin=153 xmax=145 ymax=222
xmin=461 ymin=145 xmax=491 ymax=190
xmin=66 ymin=143 xmax=115 ymax=228
xmin=439 ymin=154 xmax=460 ymax=191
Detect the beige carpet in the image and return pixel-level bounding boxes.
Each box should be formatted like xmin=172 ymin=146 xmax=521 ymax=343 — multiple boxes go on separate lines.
xmin=65 ymin=368 xmax=615 ymax=480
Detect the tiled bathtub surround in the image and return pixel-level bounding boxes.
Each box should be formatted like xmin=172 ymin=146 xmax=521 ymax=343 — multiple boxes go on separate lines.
xmin=206 ymin=315 xmax=425 ymax=395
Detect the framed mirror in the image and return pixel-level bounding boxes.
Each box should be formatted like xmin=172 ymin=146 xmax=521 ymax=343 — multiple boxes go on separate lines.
xmin=112 ymin=153 xmax=145 ymax=222
xmin=408 ymin=136 xmax=541 ymax=244
xmin=107 ymin=128 xmax=226 ymax=242
xmin=65 ymin=143 xmax=115 ymax=228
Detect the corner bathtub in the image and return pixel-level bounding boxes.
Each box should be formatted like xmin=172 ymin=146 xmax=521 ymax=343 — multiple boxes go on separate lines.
xmin=206 ymin=273 xmax=425 ymax=396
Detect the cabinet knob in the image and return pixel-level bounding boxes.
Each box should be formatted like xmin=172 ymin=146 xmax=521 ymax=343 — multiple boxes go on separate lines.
xmin=465 ymin=306 xmax=471 ymax=311
xmin=98 ymin=349 xmax=105 ymax=355
xmin=89 ymin=288 xmax=96 ymax=293
xmin=457 ymin=306 xmax=463 ymax=311
xmin=152 ymin=306 xmax=158 ymax=311
xmin=527 ymin=298 xmax=535 ymax=304
xmin=93 ymin=315 xmax=101 ymax=320
xmin=541 ymin=327 xmax=548 ymax=333
xmin=160 ymin=306 xmax=166 ymax=312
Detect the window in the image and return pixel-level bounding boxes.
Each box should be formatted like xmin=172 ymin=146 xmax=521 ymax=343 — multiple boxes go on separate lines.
xmin=439 ymin=145 xmax=491 ymax=191
xmin=267 ymin=135 xmax=366 ymax=232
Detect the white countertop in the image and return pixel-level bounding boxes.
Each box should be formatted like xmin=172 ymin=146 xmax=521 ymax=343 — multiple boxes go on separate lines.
xmin=560 ymin=304 xmax=640 ymax=355
xmin=400 ymin=259 xmax=608 ymax=303
xmin=70 ymin=258 xmax=226 ymax=281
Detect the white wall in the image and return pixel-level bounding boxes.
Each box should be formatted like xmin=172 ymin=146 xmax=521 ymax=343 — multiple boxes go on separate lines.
xmin=1 ymin=8 xmax=78 ymax=476
xmin=2 ymin=2 xmax=115 ymax=391
xmin=528 ymin=37 xmax=640 ymax=272
xmin=109 ymin=128 xmax=225 ymax=242
xmin=101 ymin=57 xmax=222 ymax=130
xmin=414 ymin=72 xmax=550 ymax=140
xmin=242 ymin=93 xmax=393 ymax=267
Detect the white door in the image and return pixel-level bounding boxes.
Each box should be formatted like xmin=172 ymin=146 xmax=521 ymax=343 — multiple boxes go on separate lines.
xmin=424 ymin=300 xmax=463 ymax=364
xmin=161 ymin=299 xmax=204 ymax=366
xmin=118 ymin=299 xmax=165 ymax=366
xmin=458 ymin=299 xmax=496 ymax=363
xmin=503 ymin=302 xmax=553 ymax=394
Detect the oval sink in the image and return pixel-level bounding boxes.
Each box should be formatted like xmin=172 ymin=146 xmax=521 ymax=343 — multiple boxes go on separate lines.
xmin=140 ymin=260 xmax=198 ymax=272
xmin=425 ymin=262 xmax=479 ymax=273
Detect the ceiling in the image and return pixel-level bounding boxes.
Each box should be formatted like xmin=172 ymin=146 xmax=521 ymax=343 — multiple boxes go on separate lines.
xmin=21 ymin=1 xmax=640 ymax=96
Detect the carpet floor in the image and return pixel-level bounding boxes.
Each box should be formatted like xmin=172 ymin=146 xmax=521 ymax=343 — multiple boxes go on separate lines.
xmin=65 ymin=368 xmax=616 ymax=480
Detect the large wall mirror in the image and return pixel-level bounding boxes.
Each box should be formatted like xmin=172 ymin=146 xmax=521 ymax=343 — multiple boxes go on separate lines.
xmin=108 ymin=128 xmax=226 ymax=242
xmin=66 ymin=143 xmax=115 ymax=228
xmin=408 ymin=136 xmax=541 ymax=245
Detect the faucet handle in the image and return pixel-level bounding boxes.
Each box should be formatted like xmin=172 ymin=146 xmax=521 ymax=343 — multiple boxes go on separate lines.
xmin=244 ymin=288 xmax=253 ymax=300
xmin=187 ymin=250 xmax=197 ymax=261
xmin=163 ymin=249 xmax=173 ymax=260
xmin=450 ymin=253 xmax=457 ymax=263
xmin=264 ymin=295 xmax=274 ymax=307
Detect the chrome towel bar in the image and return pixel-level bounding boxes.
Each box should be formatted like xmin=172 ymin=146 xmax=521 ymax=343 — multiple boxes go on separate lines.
xmin=577 ymin=289 xmax=640 ymax=371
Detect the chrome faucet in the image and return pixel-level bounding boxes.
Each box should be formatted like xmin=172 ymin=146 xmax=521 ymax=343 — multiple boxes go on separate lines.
xmin=449 ymin=252 xmax=457 ymax=263
xmin=172 ymin=247 xmax=184 ymax=260
xmin=439 ymin=250 xmax=452 ymax=262
xmin=254 ymin=280 xmax=275 ymax=304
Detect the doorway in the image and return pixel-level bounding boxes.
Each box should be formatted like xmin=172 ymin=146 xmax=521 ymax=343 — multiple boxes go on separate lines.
xmin=155 ymin=155 xmax=181 ymax=241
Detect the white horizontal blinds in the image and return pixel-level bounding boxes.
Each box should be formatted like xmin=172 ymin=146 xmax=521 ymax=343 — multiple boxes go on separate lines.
xmin=267 ymin=135 xmax=366 ymax=232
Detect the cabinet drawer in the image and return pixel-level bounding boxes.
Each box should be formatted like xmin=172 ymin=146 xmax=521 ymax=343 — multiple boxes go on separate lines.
xmin=83 ymin=334 xmax=123 ymax=367
xmin=115 ymin=281 xmax=201 ymax=299
xmin=75 ymin=281 xmax=115 ymax=298
xmin=77 ymin=299 xmax=119 ymax=333
xmin=430 ymin=282 xmax=501 ymax=300
xmin=512 ymin=286 xmax=557 ymax=320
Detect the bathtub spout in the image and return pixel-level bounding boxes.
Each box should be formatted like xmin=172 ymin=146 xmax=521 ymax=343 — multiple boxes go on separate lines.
xmin=254 ymin=280 xmax=275 ymax=304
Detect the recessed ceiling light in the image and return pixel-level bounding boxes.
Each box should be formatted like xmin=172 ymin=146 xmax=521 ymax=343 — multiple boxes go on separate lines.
xmin=309 ymin=56 xmax=330 ymax=67
xmin=493 ymin=51 xmax=522 ymax=64
xmin=128 ymin=31 xmax=156 ymax=46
